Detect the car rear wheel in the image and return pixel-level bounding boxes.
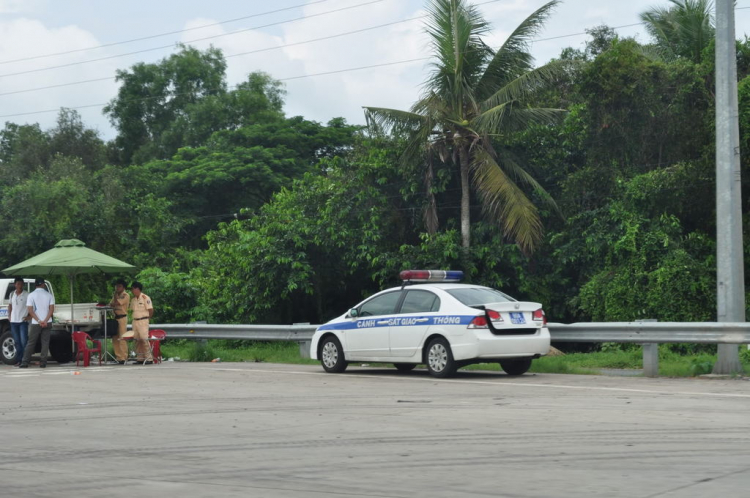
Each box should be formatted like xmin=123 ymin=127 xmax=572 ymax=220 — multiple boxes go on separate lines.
xmin=319 ymin=336 xmax=348 ymax=373
xmin=394 ymin=363 xmax=416 ymax=372
xmin=425 ymin=338 xmax=457 ymax=378
xmin=500 ymin=358 xmax=532 ymax=376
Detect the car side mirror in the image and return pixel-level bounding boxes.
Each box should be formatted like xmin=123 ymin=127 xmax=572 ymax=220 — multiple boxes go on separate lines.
xmin=348 ymin=308 xmax=359 ymax=318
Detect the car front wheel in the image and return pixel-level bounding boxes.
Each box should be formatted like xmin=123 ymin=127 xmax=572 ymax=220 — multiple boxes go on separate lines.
xmin=500 ymin=358 xmax=532 ymax=376
xmin=319 ymin=336 xmax=348 ymax=373
xmin=425 ymin=337 xmax=457 ymax=378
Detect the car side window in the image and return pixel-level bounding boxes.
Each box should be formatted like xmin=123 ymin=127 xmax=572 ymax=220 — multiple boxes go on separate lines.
xmin=399 ymin=290 xmax=440 ymax=314
xmin=358 ymin=291 xmax=402 ymax=317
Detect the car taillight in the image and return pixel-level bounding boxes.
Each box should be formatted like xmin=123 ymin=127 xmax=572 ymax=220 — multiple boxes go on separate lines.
xmin=532 ymin=308 xmax=547 ymax=325
xmin=468 ymin=310 xmax=503 ymax=329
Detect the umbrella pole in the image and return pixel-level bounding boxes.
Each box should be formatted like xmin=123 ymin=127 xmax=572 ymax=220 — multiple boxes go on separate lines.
xmin=70 ymin=275 xmax=75 ymax=339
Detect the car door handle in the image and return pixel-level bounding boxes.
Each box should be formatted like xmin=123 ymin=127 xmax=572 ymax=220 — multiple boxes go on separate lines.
xmin=413 ymin=318 xmax=429 ymax=322
xmin=376 ymin=320 xmax=390 ymax=325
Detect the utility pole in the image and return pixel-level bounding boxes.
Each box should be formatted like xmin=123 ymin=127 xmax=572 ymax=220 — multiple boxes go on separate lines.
xmin=714 ymin=0 xmax=745 ymax=375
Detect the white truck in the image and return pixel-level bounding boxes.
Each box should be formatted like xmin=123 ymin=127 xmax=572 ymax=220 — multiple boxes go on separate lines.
xmin=0 ymin=278 xmax=109 ymax=364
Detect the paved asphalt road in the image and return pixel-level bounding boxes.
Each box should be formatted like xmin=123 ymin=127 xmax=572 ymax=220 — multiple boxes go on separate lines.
xmin=0 ymin=361 xmax=748 ymax=498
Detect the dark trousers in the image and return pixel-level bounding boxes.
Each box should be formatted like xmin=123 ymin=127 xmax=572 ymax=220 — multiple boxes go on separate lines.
xmin=22 ymin=324 xmax=51 ymax=366
xmin=10 ymin=321 xmax=28 ymax=364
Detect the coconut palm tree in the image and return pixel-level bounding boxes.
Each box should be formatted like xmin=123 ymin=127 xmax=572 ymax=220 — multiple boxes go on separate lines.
xmin=640 ymin=0 xmax=715 ymax=63
xmin=365 ymin=0 xmax=565 ymax=253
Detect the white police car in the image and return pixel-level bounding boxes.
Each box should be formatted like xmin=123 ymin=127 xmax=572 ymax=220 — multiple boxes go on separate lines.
xmin=310 ymin=270 xmax=551 ymax=378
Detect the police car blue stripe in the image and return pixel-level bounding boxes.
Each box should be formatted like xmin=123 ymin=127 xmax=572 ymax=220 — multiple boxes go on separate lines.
xmin=317 ymin=315 xmax=476 ymax=331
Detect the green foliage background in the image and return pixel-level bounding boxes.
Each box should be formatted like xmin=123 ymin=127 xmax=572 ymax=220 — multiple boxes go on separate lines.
xmin=1 ymin=24 xmax=748 ymax=335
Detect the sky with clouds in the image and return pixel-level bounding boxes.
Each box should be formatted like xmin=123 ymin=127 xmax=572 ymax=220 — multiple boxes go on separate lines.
xmin=0 ymin=0 xmax=749 ymax=139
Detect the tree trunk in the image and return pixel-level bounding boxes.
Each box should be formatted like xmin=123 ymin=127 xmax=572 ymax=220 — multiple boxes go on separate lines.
xmin=458 ymin=145 xmax=471 ymax=249
xmin=424 ymin=160 xmax=439 ymax=234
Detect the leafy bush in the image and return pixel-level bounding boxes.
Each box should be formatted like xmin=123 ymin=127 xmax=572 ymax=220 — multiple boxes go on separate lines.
xmin=688 ymin=359 xmax=714 ymax=376
xmin=187 ymin=342 xmax=218 ymax=362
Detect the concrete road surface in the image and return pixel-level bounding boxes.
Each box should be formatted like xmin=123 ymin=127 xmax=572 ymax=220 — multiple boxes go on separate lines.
xmin=0 ymin=361 xmax=748 ymax=497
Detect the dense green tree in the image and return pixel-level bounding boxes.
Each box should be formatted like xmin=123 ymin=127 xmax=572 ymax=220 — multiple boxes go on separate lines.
xmin=104 ymin=45 xmax=228 ymax=164
xmin=104 ymin=45 xmax=291 ymax=166
xmin=135 ymin=116 xmax=360 ymax=245
xmin=0 ymin=122 xmax=50 ymax=182
xmin=197 ymin=136 xmax=413 ymax=323
xmin=48 ymin=109 xmax=106 ymax=169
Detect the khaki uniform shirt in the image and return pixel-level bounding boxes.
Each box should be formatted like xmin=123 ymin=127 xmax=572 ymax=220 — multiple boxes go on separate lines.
xmin=129 ymin=293 xmax=153 ymax=320
xmin=110 ymin=291 xmax=130 ymax=317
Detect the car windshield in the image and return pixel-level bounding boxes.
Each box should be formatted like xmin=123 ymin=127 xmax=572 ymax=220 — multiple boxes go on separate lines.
xmin=446 ymin=287 xmax=515 ymax=306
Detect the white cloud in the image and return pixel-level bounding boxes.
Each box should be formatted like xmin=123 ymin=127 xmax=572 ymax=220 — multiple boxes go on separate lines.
xmin=277 ymin=0 xmax=428 ymax=123
xmin=0 ymin=0 xmax=44 ymax=14
xmin=0 ymin=18 xmax=133 ymax=136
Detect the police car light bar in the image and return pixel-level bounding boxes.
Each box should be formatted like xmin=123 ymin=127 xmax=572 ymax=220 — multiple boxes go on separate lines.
xmin=399 ymin=270 xmax=464 ymax=282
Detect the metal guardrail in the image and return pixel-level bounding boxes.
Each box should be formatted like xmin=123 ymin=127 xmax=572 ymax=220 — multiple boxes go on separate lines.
xmin=149 ymin=321 xmax=750 ymax=376
xmin=149 ymin=321 xmax=750 ymax=344
xmin=547 ymin=322 xmax=750 ymax=344
xmin=151 ymin=324 xmax=317 ymax=341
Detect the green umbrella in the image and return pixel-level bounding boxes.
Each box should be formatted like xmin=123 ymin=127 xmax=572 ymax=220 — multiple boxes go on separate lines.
xmin=3 ymin=239 xmax=137 ymax=328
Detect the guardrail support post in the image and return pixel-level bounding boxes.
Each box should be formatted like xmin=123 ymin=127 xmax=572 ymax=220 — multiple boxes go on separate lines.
xmin=299 ymin=340 xmax=311 ymax=359
xmin=642 ymin=343 xmax=659 ymax=377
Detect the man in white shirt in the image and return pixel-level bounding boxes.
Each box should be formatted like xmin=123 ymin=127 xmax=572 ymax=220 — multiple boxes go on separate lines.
xmin=20 ymin=278 xmax=55 ymax=369
xmin=7 ymin=277 xmax=29 ymax=367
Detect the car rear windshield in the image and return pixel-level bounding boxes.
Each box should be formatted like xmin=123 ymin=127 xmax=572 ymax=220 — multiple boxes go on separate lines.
xmin=446 ymin=287 xmax=515 ymax=306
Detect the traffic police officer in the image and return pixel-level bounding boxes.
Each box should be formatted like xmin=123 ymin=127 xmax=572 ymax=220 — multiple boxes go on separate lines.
xmin=129 ymin=281 xmax=153 ymax=364
xmin=109 ymin=279 xmax=130 ymax=364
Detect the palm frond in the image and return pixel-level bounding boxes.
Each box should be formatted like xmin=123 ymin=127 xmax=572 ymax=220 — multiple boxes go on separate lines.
xmin=479 ymin=59 xmax=575 ymax=115
xmin=640 ymin=0 xmax=714 ymax=62
xmin=492 ymin=147 xmax=562 ymax=217
xmin=423 ymin=0 xmax=491 ymax=114
xmin=363 ymin=107 xmax=426 ymax=134
xmin=472 ymin=147 xmax=543 ymax=253
xmin=476 ymin=0 xmax=560 ymax=99
xmin=474 ymin=106 xmax=565 ymax=136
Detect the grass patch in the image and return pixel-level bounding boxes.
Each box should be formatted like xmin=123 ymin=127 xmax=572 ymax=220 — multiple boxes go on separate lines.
xmin=161 ymin=339 xmax=318 ymax=365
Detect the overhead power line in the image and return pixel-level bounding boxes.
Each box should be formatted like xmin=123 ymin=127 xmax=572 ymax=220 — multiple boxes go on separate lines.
xmin=0 ymin=0 xmax=511 ymax=98
xmin=0 ymin=0 xmax=386 ymax=79
xmin=1 ymin=2 xmax=749 ymax=117
xmin=2 ymin=0 xmax=748 ymax=79
xmin=0 ymin=0 xmax=330 ymax=66
xmin=0 ymin=57 xmax=430 ymax=119
xmin=0 ymin=15 xmax=426 ymax=98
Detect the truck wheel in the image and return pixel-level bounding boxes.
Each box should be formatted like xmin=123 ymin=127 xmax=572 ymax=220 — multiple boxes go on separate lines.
xmin=0 ymin=328 xmax=17 ymax=365
xmin=49 ymin=336 xmax=74 ymax=364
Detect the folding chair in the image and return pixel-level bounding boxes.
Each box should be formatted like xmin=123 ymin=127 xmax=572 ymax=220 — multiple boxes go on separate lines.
xmin=148 ymin=329 xmax=166 ymax=364
xmin=72 ymin=331 xmax=102 ymax=367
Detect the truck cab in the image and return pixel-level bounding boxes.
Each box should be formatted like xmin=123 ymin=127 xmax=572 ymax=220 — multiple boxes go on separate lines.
xmin=0 ymin=278 xmax=106 ymax=365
